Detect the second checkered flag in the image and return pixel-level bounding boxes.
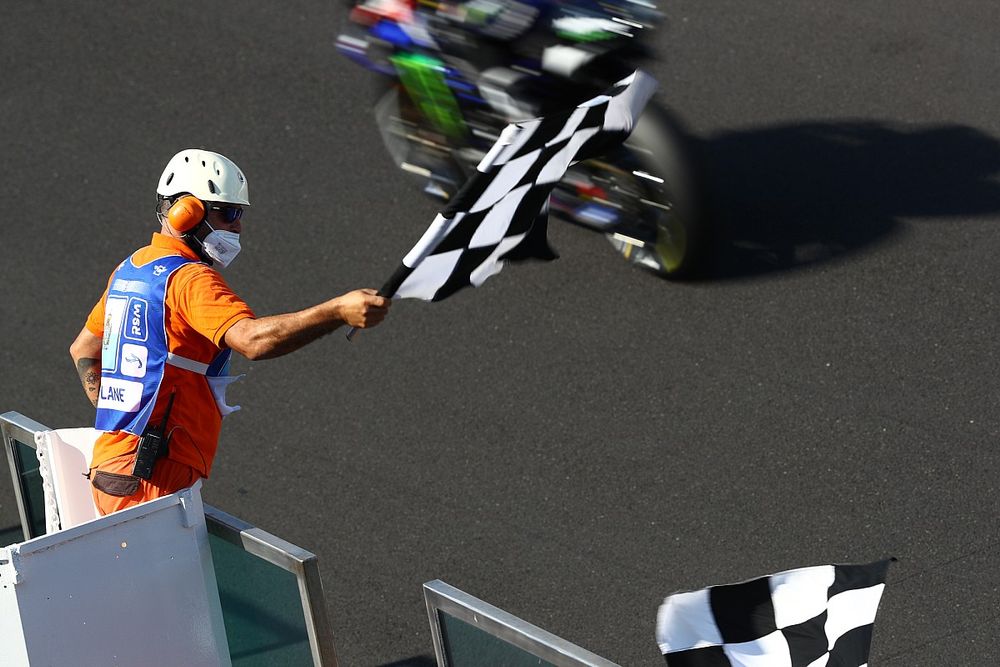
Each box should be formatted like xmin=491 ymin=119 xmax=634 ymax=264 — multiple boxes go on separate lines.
xmin=656 ymin=559 xmax=892 ymax=666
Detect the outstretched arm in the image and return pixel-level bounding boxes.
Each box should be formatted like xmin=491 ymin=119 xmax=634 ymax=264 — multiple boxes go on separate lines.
xmin=224 ymin=288 xmax=391 ymax=361
xmin=70 ymin=327 xmax=103 ymax=407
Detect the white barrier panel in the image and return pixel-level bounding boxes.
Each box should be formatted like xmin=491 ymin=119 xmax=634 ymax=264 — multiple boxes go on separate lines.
xmin=0 ymin=481 xmax=231 ymax=667
xmin=34 ymin=427 xmax=101 ymax=532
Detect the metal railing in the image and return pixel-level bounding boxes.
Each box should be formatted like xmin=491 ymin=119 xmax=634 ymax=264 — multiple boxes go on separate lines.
xmin=424 ymin=579 xmax=620 ymax=667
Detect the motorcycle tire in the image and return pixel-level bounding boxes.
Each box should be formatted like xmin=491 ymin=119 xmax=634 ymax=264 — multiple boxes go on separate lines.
xmin=555 ymin=103 xmax=706 ymax=279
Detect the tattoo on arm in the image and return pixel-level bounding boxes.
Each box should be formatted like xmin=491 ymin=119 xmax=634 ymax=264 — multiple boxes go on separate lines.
xmin=77 ymin=358 xmax=101 ymax=408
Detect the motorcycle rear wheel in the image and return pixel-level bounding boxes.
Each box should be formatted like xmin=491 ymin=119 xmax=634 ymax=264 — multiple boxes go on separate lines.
xmin=554 ymin=105 xmax=705 ymax=279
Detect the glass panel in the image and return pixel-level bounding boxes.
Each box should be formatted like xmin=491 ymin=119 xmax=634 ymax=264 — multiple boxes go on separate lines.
xmin=4 ymin=437 xmax=46 ymax=542
xmin=0 ymin=440 xmax=22 ymax=546
xmin=209 ymin=531 xmax=313 ymax=666
xmin=14 ymin=439 xmax=46 ymax=539
xmin=439 ymin=610 xmax=557 ymax=667
xmin=0 ymin=526 xmax=21 ymax=547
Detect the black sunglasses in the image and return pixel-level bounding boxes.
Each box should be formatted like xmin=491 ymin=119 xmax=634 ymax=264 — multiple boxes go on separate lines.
xmin=207 ymin=203 xmax=244 ymax=223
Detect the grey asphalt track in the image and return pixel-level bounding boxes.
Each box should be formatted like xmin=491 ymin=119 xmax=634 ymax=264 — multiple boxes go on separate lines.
xmin=2 ymin=1 xmax=999 ymax=665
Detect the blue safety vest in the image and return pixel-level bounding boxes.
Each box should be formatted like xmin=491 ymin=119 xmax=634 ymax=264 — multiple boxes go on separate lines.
xmin=95 ymin=252 xmax=232 ymax=436
xmin=95 ymin=250 xmax=244 ymax=436
xmin=95 ymin=253 xmax=192 ymax=435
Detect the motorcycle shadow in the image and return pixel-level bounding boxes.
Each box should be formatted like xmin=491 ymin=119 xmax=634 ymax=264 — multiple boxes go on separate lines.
xmin=691 ymin=120 xmax=1000 ymax=280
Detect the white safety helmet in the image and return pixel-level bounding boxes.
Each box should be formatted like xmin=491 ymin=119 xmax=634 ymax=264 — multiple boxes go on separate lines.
xmin=156 ymin=149 xmax=250 ymax=205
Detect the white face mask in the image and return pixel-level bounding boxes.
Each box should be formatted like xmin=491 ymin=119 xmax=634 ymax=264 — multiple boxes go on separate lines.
xmin=201 ymin=228 xmax=242 ymax=268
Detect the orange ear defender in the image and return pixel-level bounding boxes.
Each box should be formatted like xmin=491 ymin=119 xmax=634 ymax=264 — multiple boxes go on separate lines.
xmin=167 ymin=195 xmax=206 ymax=233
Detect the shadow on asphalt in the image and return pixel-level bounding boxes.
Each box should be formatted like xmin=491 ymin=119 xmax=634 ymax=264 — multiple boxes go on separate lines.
xmin=378 ymin=656 xmax=436 ymax=667
xmin=692 ymin=121 xmax=1000 ymax=279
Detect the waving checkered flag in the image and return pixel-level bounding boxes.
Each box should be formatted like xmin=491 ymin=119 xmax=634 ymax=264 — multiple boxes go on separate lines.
xmin=656 ymin=560 xmax=892 ymax=666
xmin=379 ymin=70 xmax=658 ymax=301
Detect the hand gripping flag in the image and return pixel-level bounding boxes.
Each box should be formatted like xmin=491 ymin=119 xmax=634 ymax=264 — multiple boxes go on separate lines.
xmin=378 ymin=70 xmax=658 ymax=302
xmin=656 ymin=559 xmax=892 ymax=667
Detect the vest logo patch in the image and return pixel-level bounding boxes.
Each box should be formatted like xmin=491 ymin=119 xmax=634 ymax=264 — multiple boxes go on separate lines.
xmin=153 ymin=264 xmax=168 ymax=276
xmin=123 ymin=298 xmax=149 ymax=342
xmin=120 ymin=344 xmax=148 ymax=379
xmin=97 ymin=378 xmax=143 ymax=412
xmin=101 ymin=296 xmax=128 ymax=373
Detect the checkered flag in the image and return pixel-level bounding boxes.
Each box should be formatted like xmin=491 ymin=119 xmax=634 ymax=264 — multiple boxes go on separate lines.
xmin=379 ymin=70 xmax=658 ymax=301
xmin=656 ymin=560 xmax=892 ymax=666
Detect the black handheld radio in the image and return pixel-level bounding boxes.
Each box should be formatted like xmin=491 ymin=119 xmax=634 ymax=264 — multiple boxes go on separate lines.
xmin=131 ymin=390 xmax=176 ymax=480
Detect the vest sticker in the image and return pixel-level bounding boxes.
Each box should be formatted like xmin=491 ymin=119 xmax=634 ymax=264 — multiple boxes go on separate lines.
xmin=97 ymin=378 xmax=143 ymax=412
xmin=102 ymin=296 xmax=128 ymax=373
xmin=120 ymin=344 xmax=148 ymax=379
xmin=123 ymin=297 xmax=149 ymax=342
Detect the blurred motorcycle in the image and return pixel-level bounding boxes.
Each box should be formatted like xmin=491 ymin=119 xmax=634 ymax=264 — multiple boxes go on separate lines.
xmin=337 ymin=0 xmax=705 ymax=277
